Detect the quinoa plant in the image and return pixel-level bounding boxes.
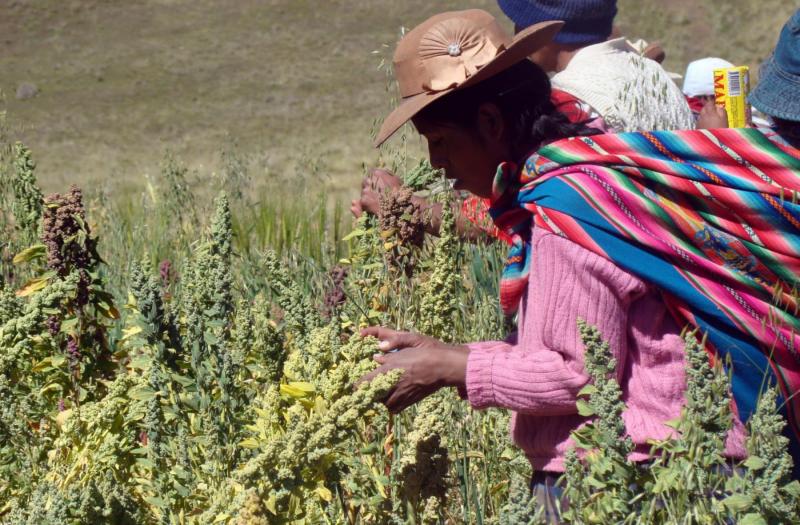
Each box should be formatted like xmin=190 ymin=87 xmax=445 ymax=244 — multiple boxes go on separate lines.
xmin=10 ymin=142 xmax=43 ymax=247
xmin=385 ymin=191 xmax=461 ymax=523
xmin=157 ymin=151 xmax=197 ymax=229
xmin=234 ymin=366 xmax=402 ymax=522
xmin=341 ymin=213 xmax=390 ymax=328
xmin=560 ymin=320 xmax=637 ymax=524
xmin=219 ymin=139 xmax=253 ymax=205
xmin=378 ymin=185 xmax=425 ymax=276
xmin=559 ymin=324 xmax=800 ymax=525
xmin=246 ymin=294 xmax=286 ymax=384
xmin=401 ymin=159 xmax=441 ymax=192
xmin=261 ymin=248 xmax=321 ymax=344
xmin=0 ymin=282 xmax=21 ymax=326
xmin=724 ymin=386 xmax=800 ymax=522
xmin=639 ymin=332 xmax=735 ymax=522
xmin=418 ymin=191 xmax=460 ymax=342
xmin=2 ymin=184 xmax=118 ymax=430
xmin=499 ymin=472 xmax=545 ymax=525
xmin=0 ymin=142 xmax=43 ymax=286
xmin=322 ymin=264 xmax=349 ymax=320
xmin=393 ymin=393 xmax=453 ymax=523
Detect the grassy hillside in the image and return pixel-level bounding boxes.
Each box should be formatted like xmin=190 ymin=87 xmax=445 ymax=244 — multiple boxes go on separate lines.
xmin=1 ymin=0 xmax=795 ymax=197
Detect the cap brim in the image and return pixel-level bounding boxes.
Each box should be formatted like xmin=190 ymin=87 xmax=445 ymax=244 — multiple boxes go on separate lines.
xmin=374 ymin=20 xmax=564 ymax=147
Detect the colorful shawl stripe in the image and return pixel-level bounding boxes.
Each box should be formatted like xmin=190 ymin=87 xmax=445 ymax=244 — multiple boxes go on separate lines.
xmin=489 ymin=128 xmax=800 ymax=468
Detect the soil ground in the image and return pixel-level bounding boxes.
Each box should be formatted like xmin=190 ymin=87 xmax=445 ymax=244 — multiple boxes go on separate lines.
xmin=1 ymin=0 xmax=795 ymax=198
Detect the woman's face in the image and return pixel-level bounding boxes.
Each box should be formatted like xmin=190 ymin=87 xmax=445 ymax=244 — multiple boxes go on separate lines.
xmin=413 ymin=109 xmax=511 ymax=199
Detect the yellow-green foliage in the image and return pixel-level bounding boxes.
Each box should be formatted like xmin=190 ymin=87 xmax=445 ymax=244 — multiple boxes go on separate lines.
xmin=418 ymin=192 xmax=460 ymax=342
xmin=10 ymin=142 xmax=42 ymax=245
xmin=554 ymin=327 xmax=800 ymax=525
xmin=0 ymin=143 xmax=798 ymax=525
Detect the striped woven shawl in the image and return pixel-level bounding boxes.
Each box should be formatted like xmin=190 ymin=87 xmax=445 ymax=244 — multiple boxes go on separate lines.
xmin=489 ymin=128 xmax=800 ymax=468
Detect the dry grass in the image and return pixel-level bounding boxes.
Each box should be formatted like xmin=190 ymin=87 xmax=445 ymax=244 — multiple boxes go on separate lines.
xmin=1 ymin=0 xmax=795 ymax=198
xmin=0 ymin=0 xmax=503 ymax=197
xmin=616 ymin=0 xmax=795 ymax=80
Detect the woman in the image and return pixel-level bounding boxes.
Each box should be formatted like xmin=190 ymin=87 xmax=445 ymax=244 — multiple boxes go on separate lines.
xmin=497 ymin=0 xmax=694 ymax=133
xmin=349 ymin=80 xmax=607 ymax=245
xmin=358 ymin=8 xmax=800 ymax=513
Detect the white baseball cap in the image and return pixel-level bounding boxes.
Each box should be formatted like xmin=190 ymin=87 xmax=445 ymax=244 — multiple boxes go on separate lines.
xmin=682 ymin=57 xmax=734 ymax=97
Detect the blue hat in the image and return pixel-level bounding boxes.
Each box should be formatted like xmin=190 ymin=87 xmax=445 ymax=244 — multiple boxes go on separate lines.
xmin=750 ymin=9 xmax=800 ymax=122
xmin=497 ymin=0 xmax=617 ymax=45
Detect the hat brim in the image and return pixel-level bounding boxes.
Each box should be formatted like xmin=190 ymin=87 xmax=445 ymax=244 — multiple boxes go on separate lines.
xmin=374 ymin=20 xmax=564 ymax=147
xmin=749 ymin=54 xmax=800 ymax=122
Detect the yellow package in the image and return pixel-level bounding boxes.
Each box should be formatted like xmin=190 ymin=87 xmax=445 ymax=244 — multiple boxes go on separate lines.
xmin=713 ymin=66 xmax=751 ymax=128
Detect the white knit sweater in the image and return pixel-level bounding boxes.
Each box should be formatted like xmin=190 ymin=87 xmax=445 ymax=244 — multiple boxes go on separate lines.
xmin=551 ymin=38 xmax=694 ymax=132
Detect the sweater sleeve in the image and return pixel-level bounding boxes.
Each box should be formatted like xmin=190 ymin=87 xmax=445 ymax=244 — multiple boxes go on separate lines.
xmin=465 ymin=230 xmax=645 ymax=416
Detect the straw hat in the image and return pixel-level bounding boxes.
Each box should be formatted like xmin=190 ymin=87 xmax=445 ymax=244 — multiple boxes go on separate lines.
xmin=375 ymin=10 xmax=563 ymax=147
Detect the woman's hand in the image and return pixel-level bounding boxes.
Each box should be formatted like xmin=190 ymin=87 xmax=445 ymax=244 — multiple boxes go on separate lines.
xmin=350 ymin=168 xmax=402 ymax=218
xmin=356 ymin=327 xmax=469 ymax=413
xmin=697 ymin=99 xmax=729 ymax=129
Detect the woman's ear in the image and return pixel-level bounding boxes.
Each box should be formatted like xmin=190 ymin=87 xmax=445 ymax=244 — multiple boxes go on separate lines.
xmin=476 ymin=102 xmax=505 ymax=144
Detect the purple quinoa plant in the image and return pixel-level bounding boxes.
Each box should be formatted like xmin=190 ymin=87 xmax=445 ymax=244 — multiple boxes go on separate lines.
xmin=42 ymin=186 xmax=98 ymax=306
xmin=19 ymin=185 xmax=119 ymax=400
xmin=378 ymin=186 xmax=425 ymax=276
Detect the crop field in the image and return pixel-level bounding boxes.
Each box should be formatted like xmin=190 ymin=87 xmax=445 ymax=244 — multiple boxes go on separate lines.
xmin=1 ymin=133 xmax=799 ymax=523
xmin=1 ymin=1 xmax=800 ymax=524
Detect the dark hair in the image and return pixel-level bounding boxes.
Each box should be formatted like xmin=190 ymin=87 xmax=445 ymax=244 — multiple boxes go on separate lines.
xmin=414 ymin=59 xmax=599 ymax=160
xmin=773 ymin=117 xmax=800 ymax=149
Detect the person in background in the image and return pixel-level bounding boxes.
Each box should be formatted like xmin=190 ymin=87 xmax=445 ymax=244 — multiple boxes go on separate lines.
xmin=696 ymin=9 xmax=800 ymax=152
xmin=748 ymin=10 xmax=800 ymax=149
xmin=682 ymin=57 xmax=735 ymax=120
xmin=498 ymin=0 xmax=694 ymax=133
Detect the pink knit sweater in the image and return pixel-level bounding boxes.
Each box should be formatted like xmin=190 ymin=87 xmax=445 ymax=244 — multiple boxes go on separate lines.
xmin=466 ymin=227 xmax=747 ymax=472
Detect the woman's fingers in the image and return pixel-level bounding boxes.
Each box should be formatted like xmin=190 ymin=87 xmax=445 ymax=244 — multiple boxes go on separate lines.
xmin=383 ymin=388 xmax=407 ymax=413
xmin=360 ymin=325 xmax=391 ymax=340
xmin=370 ymin=168 xmax=401 ymax=190
xmin=350 ymin=199 xmax=363 ymax=218
xmin=381 ymin=370 xmax=413 ymax=413
xmin=354 ymin=362 xmax=391 ymax=389
xmin=697 ymin=99 xmax=729 ymax=129
xmin=383 ymin=379 xmax=433 ymax=413
xmin=353 ymin=369 xmax=375 ymax=389
xmin=360 ymin=326 xmax=421 ymax=352
xmin=355 ymin=346 xmax=447 ymax=412
xmin=368 ymin=167 xmax=393 ymax=178
xmin=355 ymin=348 xmax=405 ymax=388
